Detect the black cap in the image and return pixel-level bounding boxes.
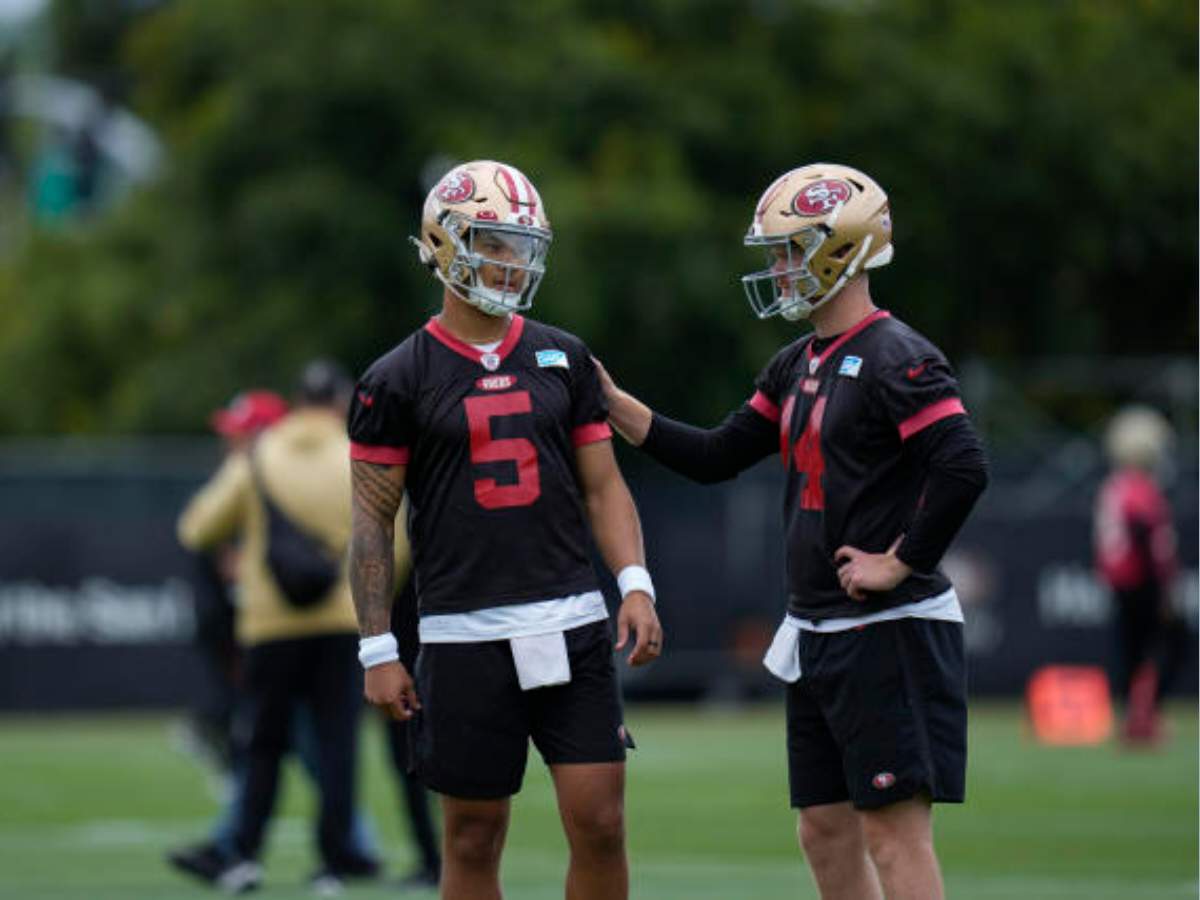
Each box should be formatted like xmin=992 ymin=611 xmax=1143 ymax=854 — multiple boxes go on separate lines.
xmin=297 ymin=358 xmax=352 ymax=406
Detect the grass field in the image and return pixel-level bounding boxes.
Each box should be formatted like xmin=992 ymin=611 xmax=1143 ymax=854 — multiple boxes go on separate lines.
xmin=0 ymin=701 xmax=1195 ymax=899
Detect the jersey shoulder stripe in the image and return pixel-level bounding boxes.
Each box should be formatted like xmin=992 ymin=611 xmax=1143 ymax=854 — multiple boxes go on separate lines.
xmin=898 ymin=398 xmax=966 ymax=441
xmin=350 ymin=442 xmax=410 ymax=465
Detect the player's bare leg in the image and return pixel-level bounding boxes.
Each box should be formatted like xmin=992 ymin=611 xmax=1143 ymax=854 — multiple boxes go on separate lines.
xmin=859 ymin=796 xmax=944 ymax=900
xmin=550 ymin=762 xmax=628 ymax=900
xmin=797 ymin=801 xmax=883 ymax=900
xmin=440 ymin=796 xmax=510 ymax=900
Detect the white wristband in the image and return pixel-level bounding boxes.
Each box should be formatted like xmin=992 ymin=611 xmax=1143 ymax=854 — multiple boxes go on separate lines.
xmin=616 ymin=565 xmax=655 ymax=604
xmin=358 ymin=633 xmax=399 ymax=669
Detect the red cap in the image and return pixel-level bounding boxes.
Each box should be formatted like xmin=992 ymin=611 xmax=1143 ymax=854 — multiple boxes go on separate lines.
xmin=209 ymin=390 xmax=289 ymax=438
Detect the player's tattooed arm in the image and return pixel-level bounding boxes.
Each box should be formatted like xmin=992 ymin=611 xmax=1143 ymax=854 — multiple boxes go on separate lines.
xmin=350 ymin=460 xmax=406 ymax=636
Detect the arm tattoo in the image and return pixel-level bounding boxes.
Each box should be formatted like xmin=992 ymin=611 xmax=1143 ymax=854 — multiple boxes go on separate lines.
xmin=350 ymin=461 xmax=403 ymax=636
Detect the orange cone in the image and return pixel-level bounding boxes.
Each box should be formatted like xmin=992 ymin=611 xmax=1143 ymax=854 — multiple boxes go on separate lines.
xmin=1026 ymin=665 xmax=1114 ymax=745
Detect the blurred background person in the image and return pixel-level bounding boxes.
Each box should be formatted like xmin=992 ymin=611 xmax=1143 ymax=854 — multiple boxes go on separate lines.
xmin=173 ymin=390 xmax=289 ymax=788
xmin=1094 ymin=405 xmax=1186 ymax=746
xmin=171 ymin=359 xmax=382 ymax=893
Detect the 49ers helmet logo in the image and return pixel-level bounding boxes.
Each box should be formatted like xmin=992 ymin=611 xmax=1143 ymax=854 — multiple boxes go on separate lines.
xmin=792 ymin=179 xmax=852 ymax=217
xmin=436 ymin=171 xmax=476 ymax=204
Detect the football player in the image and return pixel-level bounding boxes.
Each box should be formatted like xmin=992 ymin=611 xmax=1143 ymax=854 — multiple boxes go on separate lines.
xmin=347 ymin=160 xmax=661 ymax=900
xmin=1094 ymin=405 xmax=1184 ymax=744
xmin=597 ymin=164 xmax=988 ymax=900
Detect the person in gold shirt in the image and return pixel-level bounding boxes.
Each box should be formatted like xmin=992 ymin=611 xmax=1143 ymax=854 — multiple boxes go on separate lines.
xmin=176 ymin=360 xmax=401 ymax=893
xmin=174 ymin=389 xmax=289 ymax=783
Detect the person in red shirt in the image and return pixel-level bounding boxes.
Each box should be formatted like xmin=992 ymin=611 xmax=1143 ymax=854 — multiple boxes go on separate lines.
xmin=1094 ymin=405 xmax=1184 ymax=744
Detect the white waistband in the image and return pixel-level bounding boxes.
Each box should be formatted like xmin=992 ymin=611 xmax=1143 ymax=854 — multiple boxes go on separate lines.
xmin=784 ymin=588 xmax=963 ymax=634
xmin=418 ymin=590 xmax=608 ymax=643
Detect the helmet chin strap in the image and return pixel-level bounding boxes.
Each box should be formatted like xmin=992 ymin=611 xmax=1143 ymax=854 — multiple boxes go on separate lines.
xmin=467 ymin=285 xmax=522 ymax=317
xmin=432 ymin=267 xmax=521 ymax=317
xmin=780 ymin=234 xmax=878 ymax=322
xmin=780 ymin=299 xmax=813 ymax=322
xmin=779 ymin=279 xmax=848 ymax=322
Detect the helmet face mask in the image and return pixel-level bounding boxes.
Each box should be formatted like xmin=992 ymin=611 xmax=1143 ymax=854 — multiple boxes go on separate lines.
xmin=413 ymin=161 xmax=552 ymax=317
xmin=443 ymin=214 xmax=550 ymax=315
xmin=741 ymin=164 xmax=893 ymax=322
xmin=742 ymin=226 xmax=828 ymax=321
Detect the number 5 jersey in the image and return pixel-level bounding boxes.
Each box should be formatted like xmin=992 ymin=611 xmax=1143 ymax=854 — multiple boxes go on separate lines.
xmin=348 ymin=315 xmax=612 ymax=617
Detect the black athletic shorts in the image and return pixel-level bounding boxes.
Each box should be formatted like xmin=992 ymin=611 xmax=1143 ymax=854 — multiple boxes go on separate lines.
xmin=786 ymin=618 xmax=967 ymax=811
xmin=411 ymin=619 xmax=627 ymax=800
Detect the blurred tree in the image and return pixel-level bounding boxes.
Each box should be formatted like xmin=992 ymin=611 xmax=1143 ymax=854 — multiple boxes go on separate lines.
xmin=47 ymin=0 xmax=166 ymax=99
xmin=0 ymin=0 xmax=1194 ymax=435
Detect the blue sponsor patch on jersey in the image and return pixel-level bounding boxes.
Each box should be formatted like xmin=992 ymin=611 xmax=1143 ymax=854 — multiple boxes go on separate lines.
xmin=536 ymin=349 xmax=569 ymax=369
xmin=838 ymin=355 xmax=863 ymax=378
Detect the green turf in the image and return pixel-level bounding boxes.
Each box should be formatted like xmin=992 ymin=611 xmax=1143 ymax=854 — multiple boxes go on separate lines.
xmin=0 ymin=702 xmax=1195 ymax=899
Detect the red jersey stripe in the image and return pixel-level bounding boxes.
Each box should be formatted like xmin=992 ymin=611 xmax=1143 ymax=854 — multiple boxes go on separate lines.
xmin=425 ymin=315 xmax=526 ymax=366
xmin=898 ymin=397 xmax=966 ymax=441
xmin=572 ymin=422 xmax=613 ymax=446
xmin=493 ymin=313 xmax=526 ymax=359
xmin=350 ymin=442 xmax=410 ymax=465
xmin=807 ymin=309 xmax=891 ymax=375
xmin=748 ymin=390 xmax=780 ymax=423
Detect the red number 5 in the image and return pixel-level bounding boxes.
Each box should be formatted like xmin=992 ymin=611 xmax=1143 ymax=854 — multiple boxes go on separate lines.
xmin=463 ymin=392 xmax=541 ymax=509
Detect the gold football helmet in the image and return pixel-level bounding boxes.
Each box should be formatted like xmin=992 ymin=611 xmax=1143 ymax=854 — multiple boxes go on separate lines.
xmin=411 ymin=160 xmax=552 ymax=316
xmin=742 ymin=163 xmax=893 ymax=321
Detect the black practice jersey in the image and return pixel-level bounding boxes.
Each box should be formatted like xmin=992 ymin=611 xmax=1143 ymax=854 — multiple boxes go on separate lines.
xmin=749 ymin=310 xmax=966 ymax=620
xmin=348 ymin=315 xmax=612 ymax=616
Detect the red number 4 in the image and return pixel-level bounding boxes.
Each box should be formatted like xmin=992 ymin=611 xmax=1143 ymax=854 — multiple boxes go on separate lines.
xmin=793 ymin=396 xmax=826 ymax=510
xmin=463 ymin=392 xmax=541 ymax=509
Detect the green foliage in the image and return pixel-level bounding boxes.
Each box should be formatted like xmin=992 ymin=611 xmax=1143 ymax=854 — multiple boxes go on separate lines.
xmin=0 ymin=0 xmax=1194 ymax=433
